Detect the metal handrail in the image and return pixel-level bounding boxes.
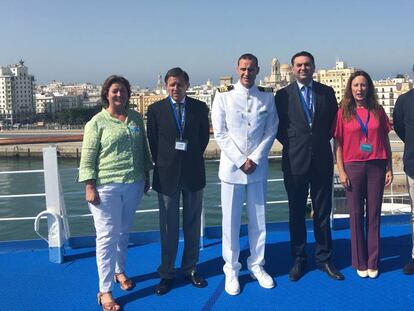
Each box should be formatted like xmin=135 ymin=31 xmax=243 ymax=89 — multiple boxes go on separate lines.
xmin=0 ymin=169 xmax=44 ymax=174
xmin=0 ymin=147 xmax=410 ymax=226
xmin=0 ymin=169 xmax=409 ymax=222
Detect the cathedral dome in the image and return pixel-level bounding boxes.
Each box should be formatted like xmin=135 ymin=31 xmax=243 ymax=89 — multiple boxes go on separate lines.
xmin=280 ymin=64 xmax=290 ymax=70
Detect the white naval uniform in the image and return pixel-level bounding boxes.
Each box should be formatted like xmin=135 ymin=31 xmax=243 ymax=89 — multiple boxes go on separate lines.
xmin=212 ymin=81 xmax=278 ymax=276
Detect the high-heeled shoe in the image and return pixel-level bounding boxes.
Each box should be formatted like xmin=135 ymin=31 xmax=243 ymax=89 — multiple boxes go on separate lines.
xmin=97 ymin=291 xmax=120 ymax=311
xmin=114 ymin=272 xmax=135 ymax=291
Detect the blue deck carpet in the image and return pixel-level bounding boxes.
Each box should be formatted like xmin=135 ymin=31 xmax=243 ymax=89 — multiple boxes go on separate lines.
xmin=1 ymin=222 xmax=413 ymax=311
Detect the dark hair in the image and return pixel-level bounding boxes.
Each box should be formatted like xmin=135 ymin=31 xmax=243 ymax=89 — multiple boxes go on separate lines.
xmin=340 ymin=70 xmax=380 ymax=121
xmin=100 ymin=75 xmax=131 ymax=108
xmin=238 ymin=53 xmax=259 ymax=67
xmin=164 ymin=67 xmax=190 ymax=84
xmin=291 ymin=51 xmax=315 ymax=66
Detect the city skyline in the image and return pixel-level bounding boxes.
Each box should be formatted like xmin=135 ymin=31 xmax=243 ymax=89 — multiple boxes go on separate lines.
xmin=2 ymin=0 xmax=413 ymax=87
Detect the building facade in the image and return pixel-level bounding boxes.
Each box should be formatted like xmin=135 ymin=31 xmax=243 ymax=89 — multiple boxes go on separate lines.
xmin=262 ymin=57 xmax=292 ymax=90
xmin=0 ymin=60 xmax=35 ymax=124
xmin=130 ymin=93 xmax=166 ymax=117
xmin=219 ymin=76 xmax=233 ymax=86
xmin=35 ymin=93 xmax=83 ymax=118
xmin=314 ymin=61 xmax=355 ymax=103
xmin=374 ymin=77 xmax=413 ymax=118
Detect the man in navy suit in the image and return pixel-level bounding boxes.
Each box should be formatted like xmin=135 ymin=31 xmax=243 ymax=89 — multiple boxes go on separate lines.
xmin=147 ymin=67 xmax=210 ymax=295
xmin=393 ymin=88 xmax=414 ymax=275
xmin=275 ymin=51 xmax=343 ymax=281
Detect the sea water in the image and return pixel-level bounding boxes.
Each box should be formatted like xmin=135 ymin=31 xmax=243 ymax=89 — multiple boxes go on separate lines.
xmin=0 ymin=157 xmax=289 ymax=241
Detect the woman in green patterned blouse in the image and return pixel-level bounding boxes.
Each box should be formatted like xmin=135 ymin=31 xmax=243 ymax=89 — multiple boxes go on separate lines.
xmin=79 ymin=75 xmax=153 ymax=311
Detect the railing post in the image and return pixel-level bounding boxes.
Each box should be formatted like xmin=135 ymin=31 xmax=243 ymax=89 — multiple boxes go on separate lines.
xmin=390 ymin=180 xmax=395 ymax=214
xmin=200 ymin=194 xmax=205 ymax=250
xmin=42 ymin=146 xmax=70 ymax=263
xmin=330 ymin=139 xmax=336 ymax=230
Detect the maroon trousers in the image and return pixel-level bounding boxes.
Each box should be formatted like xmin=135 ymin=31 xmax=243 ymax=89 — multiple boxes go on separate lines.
xmin=344 ymin=160 xmax=386 ymax=270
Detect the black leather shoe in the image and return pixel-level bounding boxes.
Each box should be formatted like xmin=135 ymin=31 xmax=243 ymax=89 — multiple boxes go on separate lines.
xmin=155 ymin=278 xmax=174 ymax=296
xmin=184 ymin=271 xmax=207 ymax=288
xmin=289 ymin=260 xmax=306 ymax=281
xmin=318 ymin=263 xmax=344 ymax=280
xmin=403 ymin=259 xmax=414 ymax=275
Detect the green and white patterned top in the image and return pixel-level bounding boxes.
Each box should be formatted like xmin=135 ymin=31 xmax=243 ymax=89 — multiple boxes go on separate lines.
xmin=79 ymin=108 xmax=153 ymax=186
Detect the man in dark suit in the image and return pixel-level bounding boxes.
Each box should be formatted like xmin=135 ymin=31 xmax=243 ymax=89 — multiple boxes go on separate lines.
xmin=393 ymin=88 xmax=414 ymax=275
xmin=275 ymin=51 xmax=343 ymax=281
xmin=146 ymin=67 xmax=210 ymax=295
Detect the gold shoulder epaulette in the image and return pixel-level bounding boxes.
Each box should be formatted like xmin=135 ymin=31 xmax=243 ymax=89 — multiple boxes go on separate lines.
xmin=258 ymin=86 xmax=274 ymax=92
xmin=217 ymin=85 xmax=234 ymax=93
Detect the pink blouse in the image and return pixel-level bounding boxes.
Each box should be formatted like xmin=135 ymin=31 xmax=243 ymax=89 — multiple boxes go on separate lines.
xmin=334 ymin=106 xmax=391 ymax=163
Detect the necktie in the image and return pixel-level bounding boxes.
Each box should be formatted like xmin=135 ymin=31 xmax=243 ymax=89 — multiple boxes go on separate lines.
xmin=305 ymin=86 xmax=311 ymax=111
xmin=303 ymin=86 xmax=312 ymax=120
xmin=176 ymin=103 xmax=183 ymax=124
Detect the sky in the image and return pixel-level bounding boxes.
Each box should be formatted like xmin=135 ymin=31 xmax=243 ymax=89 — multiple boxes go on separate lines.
xmin=1 ymin=0 xmax=413 ymax=87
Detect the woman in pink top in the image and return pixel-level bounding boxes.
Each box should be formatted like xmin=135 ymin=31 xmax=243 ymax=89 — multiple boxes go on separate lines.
xmin=334 ymin=70 xmax=393 ymax=279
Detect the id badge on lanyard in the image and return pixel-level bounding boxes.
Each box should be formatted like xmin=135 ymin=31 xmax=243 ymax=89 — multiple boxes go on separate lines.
xmin=356 ymin=111 xmax=372 ymax=153
xmin=170 ymin=98 xmax=188 ymax=151
xmin=360 ymin=143 xmax=372 ymax=153
xmin=175 ymin=139 xmax=188 ymax=151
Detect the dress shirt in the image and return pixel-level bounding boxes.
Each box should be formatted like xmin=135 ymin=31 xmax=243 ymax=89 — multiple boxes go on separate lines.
xmin=170 ymin=97 xmax=185 ymax=126
xmin=296 ymin=81 xmax=314 ymax=112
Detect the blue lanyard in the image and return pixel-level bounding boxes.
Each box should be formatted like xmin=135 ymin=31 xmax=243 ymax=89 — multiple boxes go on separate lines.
xmin=355 ymin=110 xmax=370 ymax=138
xmin=169 ymin=97 xmax=186 ymax=138
xmin=297 ymin=86 xmax=313 ymax=124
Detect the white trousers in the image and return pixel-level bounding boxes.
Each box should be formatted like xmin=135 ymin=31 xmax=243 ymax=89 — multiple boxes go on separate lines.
xmin=88 ymin=181 xmax=144 ymax=292
xmin=221 ymin=180 xmax=267 ymax=276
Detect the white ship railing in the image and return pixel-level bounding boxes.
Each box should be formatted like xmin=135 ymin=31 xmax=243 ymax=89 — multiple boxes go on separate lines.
xmin=0 ymin=142 xmax=410 ymax=263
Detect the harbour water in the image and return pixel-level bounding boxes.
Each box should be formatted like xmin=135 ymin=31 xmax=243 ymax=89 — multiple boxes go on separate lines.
xmin=0 ymin=157 xmax=288 ymax=241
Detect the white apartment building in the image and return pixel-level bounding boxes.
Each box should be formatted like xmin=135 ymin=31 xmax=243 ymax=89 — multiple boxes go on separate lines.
xmin=82 ymin=94 xmax=100 ymax=108
xmin=35 ymin=93 xmax=83 ymax=118
xmin=188 ymin=81 xmax=214 ymax=111
xmin=314 ymin=61 xmax=355 ymax=102
xmin=187 ymin=91 xmax=214 ymax=112
xmin=54 ymin=93 xmax=83 ymax=111
xmin=374 ymin=77 xmax=413 ymax=117
xmin=0 ymin=60 xmax=35 ymax=124
xmin=35 ymin=93 xmax=54 ymax=114
xmin=40 ymin=80 xmax=100 ymax=96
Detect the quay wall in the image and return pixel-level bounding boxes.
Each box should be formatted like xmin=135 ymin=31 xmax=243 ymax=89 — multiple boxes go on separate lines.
xmin=0 ymin=140 xmax=283 ymax=159
xmin=0 ymin=129 xmax=283 ymax=159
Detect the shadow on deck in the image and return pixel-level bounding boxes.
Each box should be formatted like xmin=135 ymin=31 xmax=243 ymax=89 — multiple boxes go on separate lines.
xmin=0 ymin=218 xmax=413 ymax=311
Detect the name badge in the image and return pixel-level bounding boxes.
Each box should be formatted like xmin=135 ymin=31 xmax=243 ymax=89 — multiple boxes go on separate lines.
xmin=175 ymin=139 xmax=188 ymax=151
xmin=128 ymin=126 xmax=140 ymax=133
xmin=360 ymin=143 xmax=373 ymax=153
